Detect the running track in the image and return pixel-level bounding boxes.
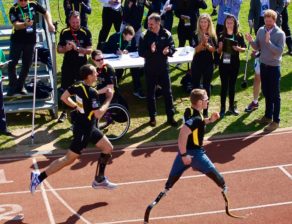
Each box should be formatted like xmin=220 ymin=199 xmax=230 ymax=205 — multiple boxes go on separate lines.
xmin=0 ymin=130 xmax=292 ymax=224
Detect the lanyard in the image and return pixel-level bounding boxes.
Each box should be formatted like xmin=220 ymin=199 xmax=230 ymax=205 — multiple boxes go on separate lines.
xmin=71 ymin=29 xmax=80 ymax=46
xmin=119 ymin=33 xmax=129 ymax=50
xmin=18 ymin=2 xmax=32 ymax=21
xmin=97 ymin=63 xmax=107 ymax=75
xmin=71 ymin=2 xmax=82 ymax=15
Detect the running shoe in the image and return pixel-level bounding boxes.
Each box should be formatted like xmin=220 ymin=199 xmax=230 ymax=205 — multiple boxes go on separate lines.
xmin=57 ymin=111 xmax=67 ymax=123
xmin=245 ymin=101 xmax=259 ymax=112
xmin=133 ymin=90 xmax=146 ymax=99
xmin=30 ymin=171 xmax=40 ymax=194
xmin=92 ymin=177 xmax=117 ymax=190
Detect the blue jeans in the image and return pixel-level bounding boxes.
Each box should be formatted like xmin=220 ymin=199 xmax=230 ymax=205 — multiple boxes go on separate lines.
xmin=165 ymin=148 xmax=225 ymax=189
xmin=260 ymin=63 xmax=281 ymax=123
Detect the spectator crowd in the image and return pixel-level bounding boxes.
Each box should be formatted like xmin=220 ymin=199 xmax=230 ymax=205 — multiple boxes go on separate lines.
xmin=1 ymin=0 xmax=291 ymax=136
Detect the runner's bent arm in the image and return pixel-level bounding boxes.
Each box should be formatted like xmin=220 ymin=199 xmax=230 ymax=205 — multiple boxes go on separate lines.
xmin=60 ymin=90 xmax=77 ymax=109
xmin=94 ymin=88 xmax=114 ymax=119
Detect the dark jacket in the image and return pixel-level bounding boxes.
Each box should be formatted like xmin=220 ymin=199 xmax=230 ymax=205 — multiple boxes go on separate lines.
xmin=122 ymin=0 xmax=145 ymax=31
xmin=139 ymin=26 xmax=175 ymax=69
xmin=103 ymin=32 xmax=137 ymax=53
xmin=174 ymin=0 xmax=207 ymax=30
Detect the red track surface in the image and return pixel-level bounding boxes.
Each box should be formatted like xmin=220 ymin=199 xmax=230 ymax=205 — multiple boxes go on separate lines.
xmin=1 ymin=130 xmax=292 ymax=224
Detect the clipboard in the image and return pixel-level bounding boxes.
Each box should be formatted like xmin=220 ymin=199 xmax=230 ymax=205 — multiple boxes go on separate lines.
xmin=223 ymin=38 xmax=238 ymax=54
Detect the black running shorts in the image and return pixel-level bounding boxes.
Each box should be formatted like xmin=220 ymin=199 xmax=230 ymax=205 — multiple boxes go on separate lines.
xmin=70 ymin=124 xmax=104 ymax=154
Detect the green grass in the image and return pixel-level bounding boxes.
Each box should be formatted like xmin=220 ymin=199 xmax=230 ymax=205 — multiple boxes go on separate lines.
xmin=0 ymin=0 xmax=292 ymax=150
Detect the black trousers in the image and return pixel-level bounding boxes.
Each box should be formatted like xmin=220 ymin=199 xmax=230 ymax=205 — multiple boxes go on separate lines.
xmin=0 ymin=81 xmax=7 ymax=132
xmin=8 ymin=41 xmax=34 ymax=90
xmin=115 ymin=68 xmax=143 ymax=92
xmin=97 ymin=7 xmax=122 ymax=49
xmin=145 ymin=66 xmax=175 ymax=119
xmin=219 ymin=62 xmax=239 ymax=110
xmin=281 ymin=6 xmax=292 ymax=50
xmin=177 ymin=22 xmax=195 ymax=47
xmin=162 ymin=11 xmax=173 ymax=32
xmin=61 ymin=66 xmax=81 ymax=90
xmin=191 ymin=61 xmax=213 ymax=98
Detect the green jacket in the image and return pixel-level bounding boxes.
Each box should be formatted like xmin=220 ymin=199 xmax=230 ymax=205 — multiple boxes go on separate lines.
xmin=0 ymin=49 xmax=6 ymax=80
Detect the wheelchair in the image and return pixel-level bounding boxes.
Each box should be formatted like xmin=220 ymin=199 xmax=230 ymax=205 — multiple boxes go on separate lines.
xmin=97 ymin=103 xmax=130 ymax=141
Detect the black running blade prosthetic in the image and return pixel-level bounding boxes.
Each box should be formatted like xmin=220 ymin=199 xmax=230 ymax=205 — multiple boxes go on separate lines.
xmin=222 ymin=191 xmax=250 ymax=219
xmin=144 ymin=190 xmax=168 ymax=223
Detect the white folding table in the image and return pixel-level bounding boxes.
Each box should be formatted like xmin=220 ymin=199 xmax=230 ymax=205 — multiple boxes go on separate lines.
xmin=103 ymin=47 xmax=195 ymax=69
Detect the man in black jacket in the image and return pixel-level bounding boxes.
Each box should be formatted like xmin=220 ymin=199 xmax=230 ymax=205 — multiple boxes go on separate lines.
xmin=139 ymin=13 xmax=177 ymax=127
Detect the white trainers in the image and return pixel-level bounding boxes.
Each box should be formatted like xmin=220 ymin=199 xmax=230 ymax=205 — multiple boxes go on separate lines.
xmin=92 ymin=177 xmax=117 ymax=190
xmin=30 ymin=171 xmax=40 ymax=194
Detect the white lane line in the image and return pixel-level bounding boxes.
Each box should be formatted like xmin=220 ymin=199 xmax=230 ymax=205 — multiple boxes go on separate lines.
xmin=44 ymin=181 xmax=92 ymax=224
xmin=2 ymin=163 xmax=291 ymax=196
xmin=279 ymin=166 xmax=292 ymax=180
xmin=31 ymin=158 xmax=55 ymax=224
xmin=42 ymin=163 xmax=292 ymax=191
xmin=94 ymin=201 xmax=292 ymax=224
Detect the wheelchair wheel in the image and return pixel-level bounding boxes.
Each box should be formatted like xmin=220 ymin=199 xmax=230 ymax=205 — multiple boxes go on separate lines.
xmin=97 ymin=103 xmax=130 ymax=141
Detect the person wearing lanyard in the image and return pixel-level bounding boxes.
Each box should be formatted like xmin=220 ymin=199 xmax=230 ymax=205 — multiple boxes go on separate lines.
xmin=103 ymin=26 xmax=145 ymax=99
xmin=7 ymin=0 xmax=55 ymax=96
xmin=173 ymin=0 xmax=207 ymax=47
xmin=97 ymin=0 xmax=122 ymax=50
xmin=57 ymin=11 xmax=92 ymax=123
xmin=64 ymin=0 xmax=92 ymax=28
xmin=217 ymin=15 xmax=246 ymax=117
xmin=212 ymin=0 xmax=242 ymax=66
xmin=248 ymin=0 xmax=284 ymax=34
xmin=212 ymin=0 xmax=242 ymax=35
xmin=89 ymin=49 xmax=116 ymax=103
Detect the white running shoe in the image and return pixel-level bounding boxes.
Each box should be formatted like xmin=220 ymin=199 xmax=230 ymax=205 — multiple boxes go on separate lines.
xmin=92 ymin=177 xmax=117 ymax=190
xmin=30 ymin=171 xmax=40 ymax=194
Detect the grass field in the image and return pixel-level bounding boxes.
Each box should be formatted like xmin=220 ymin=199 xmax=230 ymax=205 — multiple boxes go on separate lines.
xmin=0 ymin=0 xmax=291 ymax=150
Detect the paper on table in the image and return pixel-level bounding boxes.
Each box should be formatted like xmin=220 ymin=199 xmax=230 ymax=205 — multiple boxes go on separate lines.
xmin=178 ymin=46 xmax=192 ymax=56
xmin=129 ymin=52 xmax=139 ymax=58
